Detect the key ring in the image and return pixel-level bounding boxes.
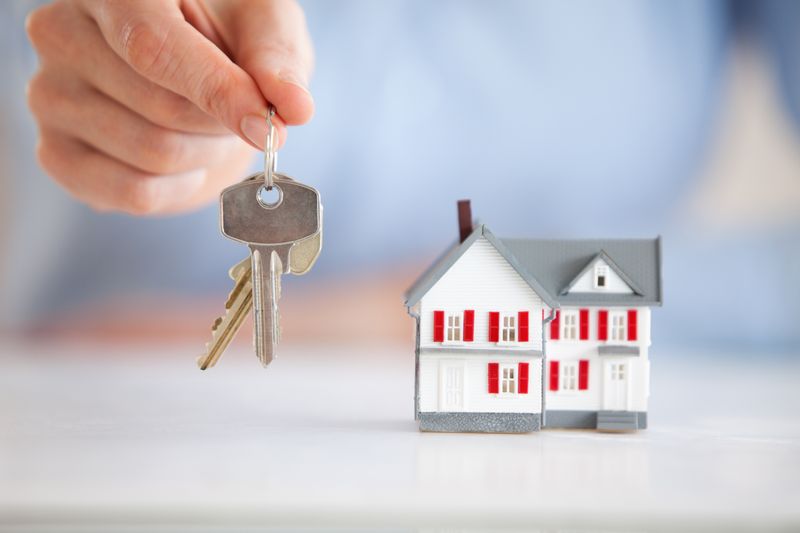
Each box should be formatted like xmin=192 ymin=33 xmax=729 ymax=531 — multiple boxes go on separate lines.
xmin=264 ymin=105 xmax=277 ymax=190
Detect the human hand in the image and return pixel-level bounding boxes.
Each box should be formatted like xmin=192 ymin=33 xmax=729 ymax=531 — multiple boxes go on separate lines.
xmin=26 ymin=0 xmax=314 ymax=215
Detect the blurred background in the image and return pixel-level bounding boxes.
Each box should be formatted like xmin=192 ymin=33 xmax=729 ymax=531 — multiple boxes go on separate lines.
xmin=1 ymin=0 xmax=798 ymax=351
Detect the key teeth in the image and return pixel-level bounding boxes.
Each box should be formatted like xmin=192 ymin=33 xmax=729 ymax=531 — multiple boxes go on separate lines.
xmin=197 ymin=257 xmax=253 ymax=370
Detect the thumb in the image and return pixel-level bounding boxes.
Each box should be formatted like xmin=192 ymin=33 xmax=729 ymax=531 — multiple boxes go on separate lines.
xmin=209 ymin=0 xmax=315 ymax=126
xmin=79 ymin=0 xmax=281 ymax=150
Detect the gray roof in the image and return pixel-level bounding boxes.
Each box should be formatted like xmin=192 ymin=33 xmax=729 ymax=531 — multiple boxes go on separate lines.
xmin=405 ymin=225 xmax=662 ymax=308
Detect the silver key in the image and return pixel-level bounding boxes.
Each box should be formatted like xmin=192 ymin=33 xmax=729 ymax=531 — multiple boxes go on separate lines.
xmin=220 ymin=172 xmax=322 ymax=366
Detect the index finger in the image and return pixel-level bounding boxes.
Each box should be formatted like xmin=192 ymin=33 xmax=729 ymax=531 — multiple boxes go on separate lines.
xmin=77 ymin=0 xmax=277 ymax=149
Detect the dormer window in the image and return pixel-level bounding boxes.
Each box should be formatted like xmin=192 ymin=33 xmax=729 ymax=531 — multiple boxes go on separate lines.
xmin=594 ymin=265 xmax=608 ymax=289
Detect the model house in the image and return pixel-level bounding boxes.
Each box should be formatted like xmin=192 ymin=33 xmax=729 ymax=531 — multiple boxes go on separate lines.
xmin=404 ymin=201 xmax=662 ymax=432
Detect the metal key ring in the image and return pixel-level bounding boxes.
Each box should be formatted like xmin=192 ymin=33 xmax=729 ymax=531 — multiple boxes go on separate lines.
xmin=264 ymin=106 xmax=277 ymax=190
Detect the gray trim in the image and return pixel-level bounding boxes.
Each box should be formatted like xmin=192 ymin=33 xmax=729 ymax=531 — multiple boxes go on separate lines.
xmin=413 ymin=312 xmax=421 ymax=420
xmin=541 ymin=307 xmax=557 ymax=428
xmin=404 ymin=225 xmax=559 ymax=309
xmin=419 ymin=412 xmax=541 ymax=433
xmin=597 ymin=410 xmax=647 ymax=431
xmin=556 ymin=294 xmax=661 ymax=306
xmin=544 ymin=410 xmax=598 ymax=429
xmin=598 ymin=345 xmax=641 ymax=356
xmin=656 ymin=235 xmax=663 ymax=305
xmin=419 ymin=347 xmax=543 ymax=357
xmin=559 ymin=250 xmax=644 ymax=296
xmin=544 ymin=410 xmax=647 ymax=430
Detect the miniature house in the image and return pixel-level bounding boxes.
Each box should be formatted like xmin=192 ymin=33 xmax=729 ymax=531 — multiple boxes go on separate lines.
xmin=404 ymin=201 xmax=662 ymax=432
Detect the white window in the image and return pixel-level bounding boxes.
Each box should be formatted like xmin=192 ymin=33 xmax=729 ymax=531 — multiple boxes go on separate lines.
xmin=500 ymin=364 xmax=517 ymax=394
xmin=501 ymin=314 xmax=516 ymax=342
xmin=610 ymin=313 xmax=627 ymax=341
xmin=595 ymin=264 xmax=608 ymax=289
xmin=610 ymin=363 xmax=626 ymax=381
xmin=560 ymin=361 xmax=578 ymax=391
xmin=562 ymin=311 xmax=578 ymax=340
xmin=446 ymin=312 xmax=462 ymax=342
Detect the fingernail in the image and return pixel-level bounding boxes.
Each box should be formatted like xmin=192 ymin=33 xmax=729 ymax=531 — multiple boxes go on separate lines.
xmin=241 ymin=114 xmax=268 ymax=150
xmin=278 ymin=70 xmax=312 ymax=96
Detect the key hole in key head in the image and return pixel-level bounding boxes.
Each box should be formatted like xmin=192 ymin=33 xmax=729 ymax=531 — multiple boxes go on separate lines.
xmin=257 ymin=184 xmax=283 ymax=209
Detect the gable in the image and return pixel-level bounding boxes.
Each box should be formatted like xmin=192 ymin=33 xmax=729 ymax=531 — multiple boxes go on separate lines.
xmin=423 ymin=236 xmax=547 ymax=308
xmin=564 ymin=257 xmax=634 ymax=295
xmin=405 ymin=225 xmax=559 ymax=309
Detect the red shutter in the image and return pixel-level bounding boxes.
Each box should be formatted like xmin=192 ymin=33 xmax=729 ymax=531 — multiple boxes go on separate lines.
xmin=463 ymin=310 xmax=475 ymax=342
xmin=518 ymin=311 xmax=529 ymax=342
xmin=579 ymin=309 xmax=589 ymax=340
xmin=518 ymin=362 xmax=529 ymax=394
xmin=433 ymin=310 xmax=444 ymax=342
xmin=628 ymin=309 xmax=638 ymax=341
xmin=549 ymin=360 xmax=559 ymax=391
xmin=598 ymin=310 xmax=608 ymax=341
xmin=550 ymin=311 xmax=560 ymax=340
xmin=579 ymin=360 xmax=589 ymax=390
xmin=489 ymin=312 xmax=500 ymax=342
xmin=488 ymin=362 xmax=499 ymax=394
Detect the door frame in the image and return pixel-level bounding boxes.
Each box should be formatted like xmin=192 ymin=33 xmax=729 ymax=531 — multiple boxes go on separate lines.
xmin=603 ymin=359 xmax=631 ymax=411
xmin=438 ymin=360 xmax=466 ymax=412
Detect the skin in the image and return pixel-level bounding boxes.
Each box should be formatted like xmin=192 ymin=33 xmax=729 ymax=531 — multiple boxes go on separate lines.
xmin=26 ymin=0 xmax=315 ymax=215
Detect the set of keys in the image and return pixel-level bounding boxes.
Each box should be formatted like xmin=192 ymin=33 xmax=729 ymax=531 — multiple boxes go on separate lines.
xmin=197 ymin=108 xmax=322 ymax=370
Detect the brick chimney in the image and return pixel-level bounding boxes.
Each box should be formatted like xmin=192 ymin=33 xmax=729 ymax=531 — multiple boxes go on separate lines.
xmin=457 ymin=199 xmax=473 ymax=243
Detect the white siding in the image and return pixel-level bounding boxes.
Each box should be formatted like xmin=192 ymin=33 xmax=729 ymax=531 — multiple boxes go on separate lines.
xmin=419 ymin=352 xmax=542 ymax=414
xmin=419 ymin=237 xmax=546 ymax=351
xmin=545 ymin=307 xmax=651 ymax=412
xmin=567 ymin=258 xmax=634 ymax=294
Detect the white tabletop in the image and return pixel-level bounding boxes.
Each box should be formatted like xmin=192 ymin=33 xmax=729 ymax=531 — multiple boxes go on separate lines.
xmin=1 ymin=340 xmax=798 ymax=531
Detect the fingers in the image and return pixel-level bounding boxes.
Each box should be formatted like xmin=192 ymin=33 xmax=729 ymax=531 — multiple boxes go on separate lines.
xmin=26 ymin=1 xmax=227 ymax=135
xmin=28 ymin=69 xmax=242 ymax=176
xmin=37 ymin=128 xmax=258 ymax=216
xmin=203 ymin=0 xmax=315 ymax=125
xmin=36 ymin=128 xmax=207 ymax=215
xmin=77 ymin=0 xmax=276 ymax=150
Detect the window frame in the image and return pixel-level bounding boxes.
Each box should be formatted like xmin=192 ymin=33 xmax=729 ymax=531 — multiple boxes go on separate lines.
xmin=498 ymin=313 xmax=517 ymax=344
xmin=561 ymin=311 xmax=578 ymax=341
xmin=560 ymin=361 xmax=579 ymax=391
xmin=444 ymin=311 xmax=463 ymax=344
xmin=594 ymin=264 xmax=608 ymax=289
xmin=610 ymin=362 xmax=626 ymax=381
xmin=499 ymin=363 xmax=518 ymax=395
xmin=610 ymin=311 xmax=627 ymax=342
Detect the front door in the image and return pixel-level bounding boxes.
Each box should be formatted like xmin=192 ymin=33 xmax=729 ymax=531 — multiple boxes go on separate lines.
xmin=604 ymin=361 xmax=629 ymax=410
xmin=439 ymin=362 xmax=464 ymax=411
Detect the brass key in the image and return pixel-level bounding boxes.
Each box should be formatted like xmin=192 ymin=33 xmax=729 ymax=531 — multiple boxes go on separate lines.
xmin=197 ymin=257 xmax=253 ymax=370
